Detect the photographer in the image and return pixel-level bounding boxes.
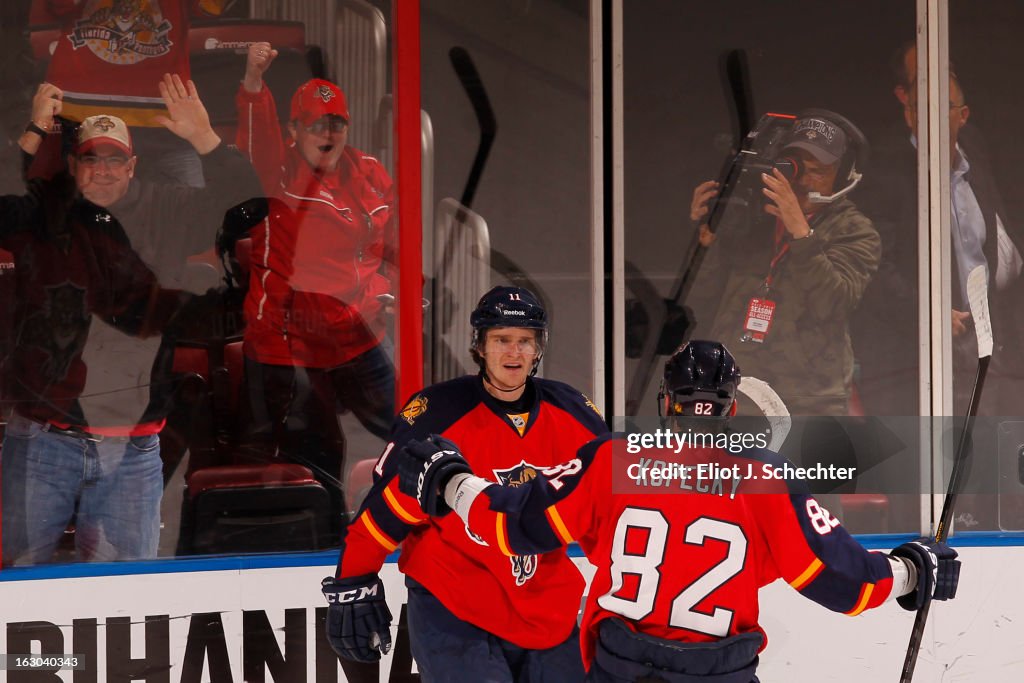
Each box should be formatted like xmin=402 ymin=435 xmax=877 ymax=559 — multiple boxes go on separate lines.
xmin=691 ymin=113 xmax=881 ymax=416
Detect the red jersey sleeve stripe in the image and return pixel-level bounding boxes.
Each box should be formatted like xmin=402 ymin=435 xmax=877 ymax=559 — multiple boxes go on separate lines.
xmin=495 ymin=512 xmax=513 ymax=557
xmin=384 ymin=484 xmax=427 ymax=524
xmin=545 ymin=505 xmax=574 ymax=545
xmin=360 ymin=512 xmax=399 ymax=552
xmin=789 ymin=558 xmax=825 ymax=590
xmin=845 ymin=583 xmax=875 ymax=616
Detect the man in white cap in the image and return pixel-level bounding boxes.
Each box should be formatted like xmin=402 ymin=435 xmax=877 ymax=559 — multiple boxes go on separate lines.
xmin=19 ymin=74 xmax=255 ymax=290
xmin=0 ymin=74 xmax=260 ymax=566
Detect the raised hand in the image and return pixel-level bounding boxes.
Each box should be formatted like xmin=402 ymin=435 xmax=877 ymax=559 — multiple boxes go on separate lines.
xmin=31 ymin=83 xmax=63 ymax=133
xmin=243 ymin=41 xmax=279 ymax=93
xmin=154 ymin=73 xmax=220 ymax=154
xmin=690 ymin=180 xmax=720 ymax=224
xmin=762 ymin=168 xmax=813 ymax=239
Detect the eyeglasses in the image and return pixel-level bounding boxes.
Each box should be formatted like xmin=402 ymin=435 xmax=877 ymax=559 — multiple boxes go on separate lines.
xmin=304 ymin=117 xmax=348 ymax=135
xmin=485 ymin=337 xmax=539 ymax=355
xmin=77 ymin=154 xmax=130 ymax=170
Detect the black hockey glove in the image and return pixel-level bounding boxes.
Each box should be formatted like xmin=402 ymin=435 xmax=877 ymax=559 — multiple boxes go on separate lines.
xmin=321 ymin=574 xmax=393 ymax=663
xmin=890 ymin=538 xmax=961 ymax=611
xmin=397 ymin=435 xmax=473 ymax=517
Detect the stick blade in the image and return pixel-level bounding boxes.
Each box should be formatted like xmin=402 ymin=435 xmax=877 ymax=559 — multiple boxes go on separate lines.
xmin=966 ymin=265 xmax=993 ymax=358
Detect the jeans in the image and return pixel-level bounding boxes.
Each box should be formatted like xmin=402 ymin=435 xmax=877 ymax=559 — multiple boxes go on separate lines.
xmin=1 ymin=415 xmax=163 ymax=565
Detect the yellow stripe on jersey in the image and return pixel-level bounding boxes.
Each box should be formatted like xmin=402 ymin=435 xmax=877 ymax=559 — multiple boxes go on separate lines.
xmin=545 ymin=505 xmax=574 ymax=545
xmin=360 ymin=513 xmax=398 ymax=552
xmin=789 ymin=558 xmax=824 ymax=590
xmin=495 ymin=513 xmax=513 ymax=557
xmin=846 ymin=583 xmax=875 ymax=616
xmin=384 ymin=484 xmax=426 ymax=524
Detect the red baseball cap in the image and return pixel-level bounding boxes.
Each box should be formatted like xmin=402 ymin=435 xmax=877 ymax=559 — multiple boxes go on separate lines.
xmin=290 ymin=79 xmax=350 ymax=126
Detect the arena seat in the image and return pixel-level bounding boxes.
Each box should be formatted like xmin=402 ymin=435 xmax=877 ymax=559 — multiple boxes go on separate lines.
xmin=172 ymin=336 xmax=342 ymax=554
xmin=171 ymin=331 xmax=347 ymax=554
xmin=187 ymin=462 xmax=332 ymax=554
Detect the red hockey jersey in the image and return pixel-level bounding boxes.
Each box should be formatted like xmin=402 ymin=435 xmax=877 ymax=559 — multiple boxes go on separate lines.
xmin=43 ymin=1 xmax=224 ymax=126
xmin=335 ymin=375 xmax=609 ymax=649
xmin=453 ymin=434 xmax=898 ymax=667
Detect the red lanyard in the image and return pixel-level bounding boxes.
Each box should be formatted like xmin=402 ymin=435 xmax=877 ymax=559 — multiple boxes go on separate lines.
xmin=765 ymin=220 xmax=790 ymax=289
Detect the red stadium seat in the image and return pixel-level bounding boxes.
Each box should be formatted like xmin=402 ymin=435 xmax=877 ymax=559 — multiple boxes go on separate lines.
xmin=171 ymin=333 xmax=345 ymax=554
xmin=186 ymin=462 xmax=332 ymax=554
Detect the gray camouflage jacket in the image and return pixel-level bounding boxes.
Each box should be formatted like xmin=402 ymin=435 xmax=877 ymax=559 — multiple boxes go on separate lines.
xmin=706 ymin=198 xmax=881 ymax=414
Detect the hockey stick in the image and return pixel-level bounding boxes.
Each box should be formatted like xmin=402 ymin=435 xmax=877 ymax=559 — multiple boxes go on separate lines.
xmin=436 ymin=47 xmax=550 ymax=370
xmin=899 ymin=265 xmax=993 ymax=682
xmin=449 ymin=46 xmax=496 ymax=212
xmin=625 ymin=49 xmax=754 ymax=414
xmin=434 ymin=46 xmax=495 ymax=288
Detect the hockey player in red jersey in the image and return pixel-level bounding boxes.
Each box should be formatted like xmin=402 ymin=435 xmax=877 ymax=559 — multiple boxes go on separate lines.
xmin=321 ymin=286 xmax=610 ymax=681
xmin=394 ymin=340 xmax=961 ymax=682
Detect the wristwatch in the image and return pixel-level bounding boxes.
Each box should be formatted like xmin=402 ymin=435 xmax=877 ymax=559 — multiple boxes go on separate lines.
xmin=794 ymin=228 xmax=815 ymax=240
xmin=24 ymin=121 xmax=48 ymax=137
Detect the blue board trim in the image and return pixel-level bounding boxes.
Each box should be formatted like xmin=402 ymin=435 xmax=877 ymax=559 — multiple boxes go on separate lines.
xmin=3 ymin=531 xmax=1023 ymax=581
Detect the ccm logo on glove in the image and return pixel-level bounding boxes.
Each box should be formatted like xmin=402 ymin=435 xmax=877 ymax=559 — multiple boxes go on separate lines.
xmin=325 ymin=583 xmax=382 ymax=604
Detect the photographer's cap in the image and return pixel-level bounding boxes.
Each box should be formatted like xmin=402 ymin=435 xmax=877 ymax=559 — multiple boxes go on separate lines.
xmin=77 ymin=115 xmax=133 ymax=156
xmin=781 ymin=116 xmax=847 ymax=165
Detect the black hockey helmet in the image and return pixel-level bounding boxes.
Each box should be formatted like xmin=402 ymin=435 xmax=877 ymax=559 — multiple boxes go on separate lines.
xmin=658 ymin=340 xmax=741 ymax=417
xmin=470 ymin=286 xmax=548 ymax=373
xmin=470 ymin=286 xmax=548 ymax=331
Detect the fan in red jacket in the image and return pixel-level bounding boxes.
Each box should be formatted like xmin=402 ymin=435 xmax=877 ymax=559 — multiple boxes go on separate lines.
xmin=321 ymin=287 xmax=610 ymax=683
xmin=233 ymin=42 xmax=395 ymax=554
xmin=394 ymin=341 xmax=962 ymax=683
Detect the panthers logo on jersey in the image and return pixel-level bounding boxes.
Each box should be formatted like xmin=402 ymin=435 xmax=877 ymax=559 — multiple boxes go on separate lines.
xmin=492 ymin=461 xmax=541 ymax=585
xmin=69 ymin=0 xmax=174 ymax=66
xmin=493 ymin=461 xmax=539 ymax=488
xmin=400 ymin=395 xmax=428 ymax=425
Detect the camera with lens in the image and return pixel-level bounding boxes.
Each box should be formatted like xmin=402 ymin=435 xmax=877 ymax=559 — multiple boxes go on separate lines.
xmin=704 ymin=112 xmax=802 ymax=233
xmin=705 ymin=109 xmax=868 ymax=235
